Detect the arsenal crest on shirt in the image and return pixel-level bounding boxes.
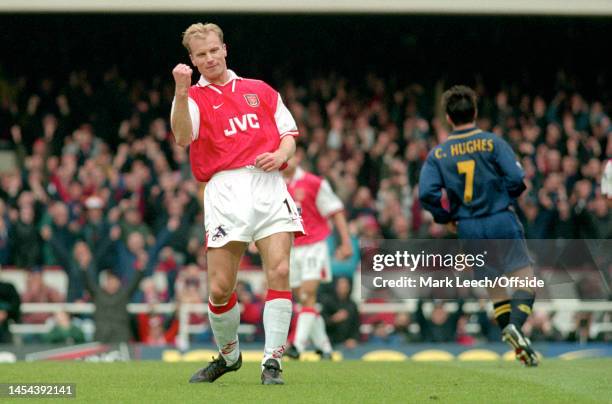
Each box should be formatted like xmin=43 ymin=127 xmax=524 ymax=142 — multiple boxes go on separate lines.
xmin=244 ymin=93 xmax=260 ymax=107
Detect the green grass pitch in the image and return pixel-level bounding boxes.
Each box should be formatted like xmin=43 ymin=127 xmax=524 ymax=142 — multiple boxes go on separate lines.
xmin=2 ymin=359 xmax=611 ymax=403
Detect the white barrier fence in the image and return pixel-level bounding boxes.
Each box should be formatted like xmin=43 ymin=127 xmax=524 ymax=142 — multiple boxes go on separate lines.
xmin=10 ymin=300 xmax=612 ymax=349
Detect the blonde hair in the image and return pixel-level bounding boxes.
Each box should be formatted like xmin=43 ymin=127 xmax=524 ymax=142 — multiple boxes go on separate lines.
xmin=182 ymin=23 xmax=224 ymax=52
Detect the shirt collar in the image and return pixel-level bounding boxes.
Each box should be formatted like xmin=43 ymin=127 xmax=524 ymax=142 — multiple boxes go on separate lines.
xmin=197 ymin=69 xmax=241 ymax=87
xmin=451 ymin=125 xmax=478 ymax=135
xmin=447 ymin=125 xmax=482 ymax=140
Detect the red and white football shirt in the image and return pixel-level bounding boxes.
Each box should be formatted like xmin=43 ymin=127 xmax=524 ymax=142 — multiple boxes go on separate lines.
xmin=287 ymin=167 xmax=344 ymax=246
xmin=172 ymin=70 xmax=298 ymax=182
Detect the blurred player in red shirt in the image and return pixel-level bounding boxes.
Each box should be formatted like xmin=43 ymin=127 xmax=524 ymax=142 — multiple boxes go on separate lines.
xmin=283 ymin=146 xmax=353 ymax=359
xmin=171 ymin=22 xmax=304 ymax=385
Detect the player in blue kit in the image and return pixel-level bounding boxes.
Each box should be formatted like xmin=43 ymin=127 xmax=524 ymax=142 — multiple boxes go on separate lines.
xmin=419 ymin=85 xmax=538 ymax=366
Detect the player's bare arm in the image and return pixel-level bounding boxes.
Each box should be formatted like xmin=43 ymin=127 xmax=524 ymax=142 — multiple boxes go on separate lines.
xmin=171 ymin=63 xmax=193 ymax=147
xmin=331 ymin=211 xmax=353 ymax=260
xmin=254 ymin=135 xmax=296 ymax=172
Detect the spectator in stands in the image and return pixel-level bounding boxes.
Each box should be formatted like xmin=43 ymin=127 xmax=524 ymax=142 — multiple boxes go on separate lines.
xmin=320 ymin=277 xmax=360 ymax=348
xmin=534 ymin=173 xmax=565 ymax=238
xmin=154 ymin=246 xmax=180 ymax=301
xmin=576 ymin=272 xmax=608 ymax=300
xmin=356 ymin=215 xmax=382 ymax=241
xmin=118 ymin=205 xmax=154 ymax=247
xmin=139 ymin=277 xmax=166 ymax=304
xmin=137 ymin=314 xmax=177 ymax=346
xmin=21 ymin=268 xmax=63 ymax=324
xmin=0 ymin=278 xmax=20 ymax=343
xmin=82 ymin=254 xmax=146 ymax=343
xmin=415 ymin=300 xmax=464 ymax=343
xmin=115 ymin=216 xmax=178 ymax=288
xmin=185 ymin=210 xmax=206 ymax=266
xmin=348 ymin=187 xmax=377 ymax=220
xmin=520 ymin=200 xmax=544 ymax=239
xmin=455 ymin=315 xmax=476 ymax=346
xmin=571 ymin=180 xmax=601 ymax=239
xmin=143 ymin=315 xmax=169 ymax=346
xmin=591 ymin=195 xmax=611 ymax=238
xmin=368 ymin=321 xmax=394 ymax=344
xmin=41 ymin=229 xmax=102 ymax=302
xmin=174 ymin=264 xmax=208 ymax=341
xmin=568 ymin=313 xmax=595 ymax=344
xmin=44 ymin=311 xmax=85 ymax=344
xmin=326 ymin=226 xmax=360 ymax=280
xmin=9 ymin=202 xmax=42 ymax=269
xmin=81 ymin=195 xmax=115 ymax=270
xmin=523 ymin=311 xmax=563 ymax=342
xmin=159 ymin=186 xmax=200 ymax=259
xmin=0 ymin=200 xmax=9 ymax=265
xmin=235 ymin=280 xmax=263 ymax=341
xmin=0 ymin=169 xmax=23 ymax=210
xmin=175 ymin=265 xmax=205 ymax=302
xmin=389 ymin=312 xmax=420 ymax=344
xmin=136 ymin=278 xmax=177 ymax=345
xmin=554 ymin=200 xmax=575 ymax=238
xmin=40 ymin=201 xmax=78 ymax=266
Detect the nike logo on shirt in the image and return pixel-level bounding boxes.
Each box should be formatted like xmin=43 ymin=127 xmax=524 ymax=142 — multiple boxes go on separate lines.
xmin=213 ymin=103 xmax=223 ymax=110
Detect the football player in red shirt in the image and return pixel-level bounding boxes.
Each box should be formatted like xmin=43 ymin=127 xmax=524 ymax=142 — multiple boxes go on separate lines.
xmin=171 ymin=22 xmax=304 ymax=385
xmin=283 ymin=146 xmax=353 ymax=360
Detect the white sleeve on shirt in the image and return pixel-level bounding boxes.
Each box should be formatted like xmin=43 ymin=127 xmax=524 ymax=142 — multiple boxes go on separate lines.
xmin=274 ymin=93 xmax=298 ymax=138
xmin=171 ymin=97 xmax=200 ymax=140
xmin=316 ymin=179 xmax=344 ymax=217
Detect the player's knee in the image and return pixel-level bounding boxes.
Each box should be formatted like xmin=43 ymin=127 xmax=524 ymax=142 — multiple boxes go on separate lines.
xmin=209 ymin=285 xmax=233 ymax=305
xmin=271 ymin=261 xmax=290 ymax=280
xmin=299 ymin=291 xmax=316 ymax=307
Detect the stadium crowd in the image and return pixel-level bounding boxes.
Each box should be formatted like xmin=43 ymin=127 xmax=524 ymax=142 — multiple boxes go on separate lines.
xmin=0 ymin=66 xmax=610 ymax=346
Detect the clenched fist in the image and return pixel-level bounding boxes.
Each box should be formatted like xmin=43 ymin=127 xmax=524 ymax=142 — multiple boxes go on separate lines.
xmin=173 ymin=64 xmax=193 ymax=95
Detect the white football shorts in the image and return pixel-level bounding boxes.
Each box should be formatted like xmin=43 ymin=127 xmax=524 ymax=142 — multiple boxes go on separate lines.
xmin=204 ymin=166 xmax=304 ymax=248
xmin=289 ymin=239 xmax=332 ymax=288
